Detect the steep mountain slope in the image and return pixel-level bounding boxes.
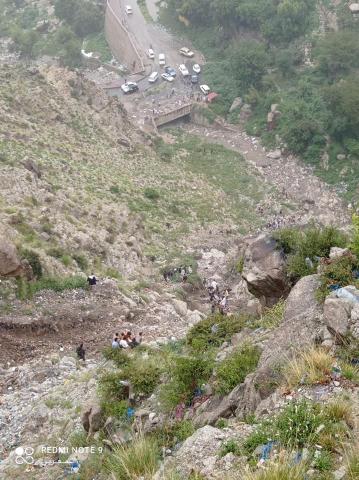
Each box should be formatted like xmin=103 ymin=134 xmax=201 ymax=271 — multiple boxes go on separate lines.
xmin=0 ymin=64 xmax=284 ymax=281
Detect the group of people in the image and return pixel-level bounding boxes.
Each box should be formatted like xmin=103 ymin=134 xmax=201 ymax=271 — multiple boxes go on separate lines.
xmin=163 ymin=265 xmax=193 ymax=283
xmin=205 ymin=279 xmax=231 ymax=315
xmin=112 ymin=331 xmax=143 ymax=349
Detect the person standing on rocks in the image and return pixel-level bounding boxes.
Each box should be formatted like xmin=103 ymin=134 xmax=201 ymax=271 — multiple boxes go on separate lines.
xmin=76 ymin=343 xmax=86 ymax=361
xmin=87 ymin=273 xmax=97 ymax=287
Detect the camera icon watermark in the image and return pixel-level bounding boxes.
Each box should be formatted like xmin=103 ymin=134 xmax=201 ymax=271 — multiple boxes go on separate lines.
xmin=15 ymin=446 xmax=35 ymax=465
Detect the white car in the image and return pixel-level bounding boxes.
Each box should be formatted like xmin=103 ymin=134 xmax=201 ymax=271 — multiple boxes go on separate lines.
xmin=147 ymin=48 xmax=155 ymax=59
xmin=179 ymin=64 xmax=189 ymax=76
xmin=193 ymin=64 xmax=201 ymax=74
xmin=161 ymin=72 xmax=174 ymax=82
xmin=125 ymin=5 xmax=133 ymax=14
xmin=179 ymin=47 xmax=194 ymax=58
xmin=148 ymin=71 xmax=159 ymax=83
xmin=158 ymin=53 xmax=166 ymax=66
xmin=121 ymin=81 xmax=139 ymax=94
xmin=200 ymin=84 xmax=210 ymax=95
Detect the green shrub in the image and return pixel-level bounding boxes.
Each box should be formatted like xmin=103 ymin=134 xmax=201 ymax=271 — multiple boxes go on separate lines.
xmin=102 ymin=347 xmax=130 ymax=367
xmin=20 ymin=248 xmax=43 ymax=278
xmin=102 ymin=399 xmax=129 ymax=420
xmin=110 ymin=185 xmax=120 ymax=195
xmin=215 ymin=418 xmax=229 ymax=429
xmin=318 ymin=253 xmax=359 ymax=301
xmin=106 ymin=436 xmax=159 ymax=480
xmin=16 ymin=275 xmax=87 ymax=299
xmin=215 ymin=344 xmax=260 ymax=395
xmin=47 ymin=246 xmax=65 ymax=258
xmin=236 ymin=256 xmax=244 ymax=273
xmin=98 ymin=371 xmax=129 ymax=402
xmin=220 ymin=439 xmax=241 ymax=457
xmin=144 ymin=187 xmax=160 ymax=200
xmin=187 ymin=313 xmax=251 ymax=353
xmin=313 ymin=450 xmax=333 ymax=472
xmin=256 ymin=299 xmax=286 ymax=329
xmin=274 ymin=226 xmax=348 ymax=280
xmin=72 ymin=252 xmax=88 ymax=270
xmin=160 ymin=355 xmax=214 ymax=410
xmin=122 ymin=357 xmax=163 ymax=396
xmin=61 ymin=254 xmax=72 ymax=266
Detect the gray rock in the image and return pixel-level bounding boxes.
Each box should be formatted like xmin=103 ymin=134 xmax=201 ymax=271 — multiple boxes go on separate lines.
xmin=236 ymin=275 xmax=324 ymax=416
xmin=266 ymin=150 xmax=281 ymax=159
xmin=229 ymin=97 xmax=243 ymax=112
xmin=329 ymin=247 xmax=349 ymax=259
xmin=172 ymin=299 xmax=188 ymax=317
xmin=324 ymin=297 xmax=352 ymax=338
xmin=242 ymin=234 xmax=290 ymax=306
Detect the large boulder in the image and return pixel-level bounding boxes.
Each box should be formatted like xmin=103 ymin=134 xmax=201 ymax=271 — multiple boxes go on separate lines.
xmin=323 ymin=286 xmax=359 ymax=342
xmin=236 ymin=274 xmax=324 ymax=417
xmin=242 ymin=234 xmax=290 ymax=305
xmin=155 ymin=426 xmax=229 ymax=478
xmin=192 ymin=384 xmax=244 ymax=427
xmin=82 ymin=402 xmax=105 ymax=436
xmin=0 ymin=238 xmax=23 ymax=277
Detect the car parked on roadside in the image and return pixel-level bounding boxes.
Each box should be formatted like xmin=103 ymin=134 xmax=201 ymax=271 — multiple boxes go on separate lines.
xmin=148 ymin=71 xmax=159 ymax=83
xmin=191 ymin=74 xmax=198 ymax=84
xmin=158 ymin=53 xmax=166 ymax=66
xmin=199 ymin=84 xmax=210 ymax=95
xmin=161 ymin=72 xmax=174 ymax=82
xmin=192 ymin=64 xmax=201 ymax=74
xmin=121 ymin=81 xmax=139 ymax=94
xmin=179 ymin=47 xmax=194 ymax=58
xmin=165 ymin=66 xmax=176 ymax=77
xmin=179 ymin=64 xmax=189 ymax=76
xmin=125 ymin=5 xmax=133 ymax=14
xmin=147 ymin=48 xmax=155 ymax=59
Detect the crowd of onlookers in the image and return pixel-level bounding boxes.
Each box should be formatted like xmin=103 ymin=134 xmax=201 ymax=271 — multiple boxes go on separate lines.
xmin=111 ymin=331 xmax=143 ymax=349
xmin=205 ymin=279 xmax=231 ymax=315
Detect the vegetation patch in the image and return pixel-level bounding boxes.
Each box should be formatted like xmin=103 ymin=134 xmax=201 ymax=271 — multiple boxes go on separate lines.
xmin=215 ymin=344 xmax=261 ymax=395
xmin=16 ymin=275 xmax=87 ymax=300
xmin=274 ymin=225 xmax=347 ymax=280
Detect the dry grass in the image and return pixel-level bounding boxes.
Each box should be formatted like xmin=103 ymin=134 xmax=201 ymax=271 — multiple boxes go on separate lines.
xmin=284 ymin=347 xmax=333 ymax=389
xmin=106 ymin=436 xmax=159 ymax=480
xmin=324 ymin=398 xmax=353 ymax=426
xmin=346 ymin=445 xmax=359 ymax=480
xmin=242 ymin=453 xmax=307 ymax=480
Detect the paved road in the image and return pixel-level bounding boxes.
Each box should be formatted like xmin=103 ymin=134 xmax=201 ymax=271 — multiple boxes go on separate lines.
xmin=107 ymin=0 xmax=204 ymax=96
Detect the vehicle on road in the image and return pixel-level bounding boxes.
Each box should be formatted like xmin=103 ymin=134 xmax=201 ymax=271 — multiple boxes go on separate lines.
xmin=147 ymin=48 xmax=155 ymax=59
xmin=192 ymin=64 xmax=201 ymax=74
xmin=161 ymin=73 xmax=174 ymax=82
xmin=121 ymin=81 xmax=139 ymax=94
xmin=179 ymin=47 xmax=194 ymax=58
xmin=179 ymin=64 xmax=189 ymax=76
xmin=191 ymin=74 xmax=198 ymax=84
xmin=125 ymin=5 xmax=133 ymax=14
xmin=148 ymin=71 xmax=159 ymax=83
xmin=158 ymin=53 xmax=166 ymax=66
xmin=200 ymin=84 xmax=210 ymax=95
xmin=165 ymin=66 xmax=176 ymax=77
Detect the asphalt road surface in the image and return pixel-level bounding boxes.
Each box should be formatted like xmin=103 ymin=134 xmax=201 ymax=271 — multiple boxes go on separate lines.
xmin=106 ymin=0 xmax=205 ymax=97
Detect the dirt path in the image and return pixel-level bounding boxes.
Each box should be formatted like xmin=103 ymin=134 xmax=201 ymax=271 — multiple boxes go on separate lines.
xmin=182 ymin=123 xmax=351 ymax=229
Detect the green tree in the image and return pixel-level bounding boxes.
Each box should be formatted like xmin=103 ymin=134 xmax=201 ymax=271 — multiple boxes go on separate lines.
xmin=10 ymin=27 xmax=40 ymax=59
xmin=55 ymin=26 xmax=82 ymax=68
xmin=324 ymin=77 xmax=359 ymax=140
xmin=229 ymin=40 xmax=269 ymax=92
xmin=314 ymin=31 xmax=359 ymax=79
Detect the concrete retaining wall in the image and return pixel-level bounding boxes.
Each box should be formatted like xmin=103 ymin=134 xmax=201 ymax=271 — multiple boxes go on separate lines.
xmin=105 ymin=0 xmax=144 ymax=74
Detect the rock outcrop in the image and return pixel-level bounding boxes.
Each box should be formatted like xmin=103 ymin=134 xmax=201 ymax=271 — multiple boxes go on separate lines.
xmin=323 ymin=286 xmax=359 ymax=343
xmin=0 ymin=237 xmax=24 ymax=278
xmin=242 ymin=233 xmax=290 ymax=306
xmin=235 ymin=274 xmax=324 ymax=416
